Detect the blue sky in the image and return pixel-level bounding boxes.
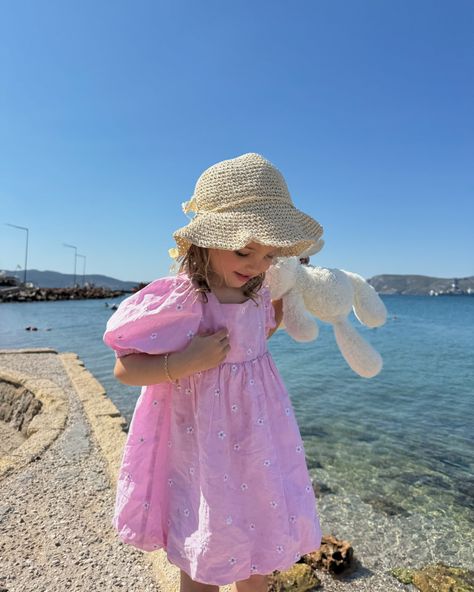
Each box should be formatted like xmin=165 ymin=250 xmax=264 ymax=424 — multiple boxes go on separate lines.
xmin=1 ymin=0 xmax=473 ymax=282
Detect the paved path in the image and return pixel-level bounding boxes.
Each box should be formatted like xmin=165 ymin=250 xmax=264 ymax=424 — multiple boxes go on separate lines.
xmin=0 ymin=351 xmax=161 ymax=592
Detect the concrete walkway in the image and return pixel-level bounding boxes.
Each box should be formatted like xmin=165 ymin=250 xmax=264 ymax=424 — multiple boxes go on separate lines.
xmin=0 ymin=350 xmax=165 ymax=592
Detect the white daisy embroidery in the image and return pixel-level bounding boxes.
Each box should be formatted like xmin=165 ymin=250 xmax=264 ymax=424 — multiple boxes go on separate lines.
xmin=218 ymin=431 xmax=226 ymax=439
xmin=249 ymin=378 xmax=255 ymax=386
xmin=250 ymin=564 xmax=258 ymax=573
xmin=270 ymin=500 xmax=278 ymax=509
xmin=289 ymin=515 xmax=297 ymax=523
xmin=294 ymin=552 xmax=301 ymax=561
xmin=231 ymin=404 xmax=238 ymax=412
xmin=185 ymin=387 xmax=192 ymax=395
xmin=231 ymin=364 xmax=238 ymax=372
xmin=223 ymin=473 xmax=229 ymax=482
xmin=144 ymin=502 xmax=150 ymax=510
xmin=186 ymin=426 xmax=194 ymax=434
xmin=214 ymin=388 xmax=221 ymax=396
xmin=152 ymin=400 xmax=159 ymax=406
xmin=225 ymin=516 xmax=233 ymax=525
xmin=176 ymin=384 xmax=182 ymax=391
xmin=285 ymin=407 xmax=291 ymax=416
xmin=168 ymin=478 xmax=174 ymax=487
xmin=263 ymin=459 xmax=271 ymax=467
xmin=296 ymin=444 xmax=303 ymax=453
xmin=233 ymin=443 xmax=241 ymax=451
xmin=249 ymin=523 xmax=256 ymax=530
xmin=150 ymin=333 xmax=158 ymax=340
xmin=187 ymin=330 xmax=194 ymax=338
xmin=176 ymin=303 xmax=183 ymax=311
xmin=183 ymin=508 xmax=190 ymax=517
xmin=247 ymin=348 xmax=253 ymax=355
xmin=139 ymin=436 xmax=145 ymax=443
xmin=306 ymin=485 xmax=312 ymax=493
xmin=240 ymin=483 xmax=248 ymax=491
xmin=229 ymin=557 xmax=237 ymax=565
xmin=256 ymin=417 xmax=264 ymax=426
xmin=276 ymin=545 xmax=284 ymax=553
xmin=189 ymin=466 xmax=195 ymax=475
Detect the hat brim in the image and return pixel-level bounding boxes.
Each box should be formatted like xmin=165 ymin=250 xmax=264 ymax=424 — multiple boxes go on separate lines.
xmin=173 ymin=202 xmax=323 ymax=258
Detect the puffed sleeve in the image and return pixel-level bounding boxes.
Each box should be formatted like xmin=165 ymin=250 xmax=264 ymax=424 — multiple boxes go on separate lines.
xmin=261 ymin=285 xmax=277 ymax=334
xmin=103 ymin=275 xmax=202 ymax=358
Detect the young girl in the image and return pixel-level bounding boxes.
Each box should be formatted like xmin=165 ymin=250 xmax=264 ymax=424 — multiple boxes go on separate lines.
xmin=103 ymin=153 xmax=324 ymax=592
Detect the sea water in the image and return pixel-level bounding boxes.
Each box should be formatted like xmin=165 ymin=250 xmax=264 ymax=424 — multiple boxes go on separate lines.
xmin=1 ymin=294 xmax=472 ymax=570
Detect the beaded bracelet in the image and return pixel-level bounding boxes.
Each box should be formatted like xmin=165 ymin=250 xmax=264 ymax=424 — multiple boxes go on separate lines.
xmin=163 ymin=353 xmax=175 ymax=383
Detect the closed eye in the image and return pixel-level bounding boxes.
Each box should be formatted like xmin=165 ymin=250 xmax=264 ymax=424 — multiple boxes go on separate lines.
xmin=235 ymin=251 xmax=249 ymax=257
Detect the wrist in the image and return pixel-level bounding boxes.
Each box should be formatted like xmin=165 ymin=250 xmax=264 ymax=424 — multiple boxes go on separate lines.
xmin=167 ymin=350 xmax=200 ymax=381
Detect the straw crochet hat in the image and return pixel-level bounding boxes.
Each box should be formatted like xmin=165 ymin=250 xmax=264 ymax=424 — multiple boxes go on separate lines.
xmin=172 ymin=153 xmax=324 ymax=258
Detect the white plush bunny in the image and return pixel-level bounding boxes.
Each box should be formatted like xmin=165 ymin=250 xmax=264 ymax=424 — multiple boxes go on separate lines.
xmin=266 ymin=254 xmax=387 ymax=378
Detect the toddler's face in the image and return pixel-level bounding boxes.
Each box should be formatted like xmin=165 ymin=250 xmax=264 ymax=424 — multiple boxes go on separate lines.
xmin=208 ymin=242 xmax=277 ymax=288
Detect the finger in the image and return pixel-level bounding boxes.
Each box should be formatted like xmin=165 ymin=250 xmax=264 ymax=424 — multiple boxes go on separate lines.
xmin=214 ymin=328 xmax=229 ymax=341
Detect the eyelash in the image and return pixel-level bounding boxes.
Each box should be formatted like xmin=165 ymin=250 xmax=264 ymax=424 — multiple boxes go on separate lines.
xmin=235 ymin=251 xmax=274 ymax=260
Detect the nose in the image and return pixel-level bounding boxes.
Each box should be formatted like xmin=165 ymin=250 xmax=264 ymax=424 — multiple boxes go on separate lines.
xmin=247 ymin=258 xmax=272 ymax=276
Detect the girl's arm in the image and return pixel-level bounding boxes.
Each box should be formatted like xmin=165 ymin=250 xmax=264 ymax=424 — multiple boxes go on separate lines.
xmin=114 ymin=350 xmax=194 ymax=386
xmin=267 ymin=298 xmax=283 ymax=339
xmin=114 ymin=328 xmax=230 ymax=386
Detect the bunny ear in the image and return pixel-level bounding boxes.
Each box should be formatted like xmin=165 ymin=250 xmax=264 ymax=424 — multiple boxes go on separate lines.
xmin=333 ymin=319 xmax=383 ymax=378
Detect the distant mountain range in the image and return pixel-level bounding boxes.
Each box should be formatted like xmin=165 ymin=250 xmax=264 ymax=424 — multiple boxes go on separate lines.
xmin=2 ymin=270 xmax=140 ymax=291
xmin=3 ymin=269 xmax=473 ymax=296
xmin=367 ymin=274 xmax=474 ymax=295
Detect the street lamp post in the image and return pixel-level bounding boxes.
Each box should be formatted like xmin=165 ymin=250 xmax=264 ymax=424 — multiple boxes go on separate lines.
xmin=63 ymin=243 xmax=78 ymax=287
xmin=77 ymin=254 xmax=86 ymax=286
xmin=5 ymin=223 xmax=29 ymax=285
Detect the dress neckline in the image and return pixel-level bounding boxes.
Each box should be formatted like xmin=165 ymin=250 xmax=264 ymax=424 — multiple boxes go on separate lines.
xmin=209 ymin=291 xmax=250 ymax=305
xmin=177 ymin=272 xmax=251 ymax=305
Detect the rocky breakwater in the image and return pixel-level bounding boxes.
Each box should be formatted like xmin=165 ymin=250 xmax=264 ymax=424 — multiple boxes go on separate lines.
xmin=0 ymin=285 xmax=126 ymax=303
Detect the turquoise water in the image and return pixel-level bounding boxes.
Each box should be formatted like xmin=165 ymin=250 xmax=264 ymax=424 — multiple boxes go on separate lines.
xmin=1 ymin=294 xmax=473 ymax=567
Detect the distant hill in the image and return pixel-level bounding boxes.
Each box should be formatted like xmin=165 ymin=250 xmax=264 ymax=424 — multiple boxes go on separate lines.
xmin=3 ymin=269 xmax=142 ymax=291
xmin=367 ymin=274 xmax=474 ymax=295
xmin=4 ymin=269 xmax=473 ymax=296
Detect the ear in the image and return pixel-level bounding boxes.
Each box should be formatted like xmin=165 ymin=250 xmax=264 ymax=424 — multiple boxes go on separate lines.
xmin=282 ymin=290 xmax=319 ymax=342
xmin=343 ymin=271 xmax=387 ymax=328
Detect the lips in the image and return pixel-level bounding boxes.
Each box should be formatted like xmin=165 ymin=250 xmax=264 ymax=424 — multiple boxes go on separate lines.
xmin=235 ymin=272 xmax=251 ymax=282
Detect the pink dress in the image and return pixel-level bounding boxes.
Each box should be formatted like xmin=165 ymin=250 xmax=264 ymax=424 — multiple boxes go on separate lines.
xmin=103 ymin=273 xmax=322 ymax=586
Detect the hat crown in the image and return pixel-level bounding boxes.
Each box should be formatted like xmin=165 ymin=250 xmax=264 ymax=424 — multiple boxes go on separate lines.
xmin=192 ymin=153 xmax=293 ymax=213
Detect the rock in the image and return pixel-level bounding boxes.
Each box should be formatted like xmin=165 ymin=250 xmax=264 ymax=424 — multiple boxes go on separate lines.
xmin=268 ymin=563 xmax=321 ymax=591
xmin=391 ymin=563 xmax=474 ymax=591
xmin=302 ymin=535 xmax=353 ymax=574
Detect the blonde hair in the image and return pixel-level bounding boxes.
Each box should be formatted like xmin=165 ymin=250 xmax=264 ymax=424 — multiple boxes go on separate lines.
xmin=178 ymin=244 xmax=264 ymax=303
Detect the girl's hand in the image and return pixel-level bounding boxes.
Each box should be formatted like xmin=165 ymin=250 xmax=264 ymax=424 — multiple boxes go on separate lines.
xmin=178 ymin=328 xmax=231 ymax=373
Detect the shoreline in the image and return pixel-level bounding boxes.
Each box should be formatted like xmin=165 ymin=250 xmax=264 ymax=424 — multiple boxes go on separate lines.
xmin=1 ymin=349 xmax=472 ymax=592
